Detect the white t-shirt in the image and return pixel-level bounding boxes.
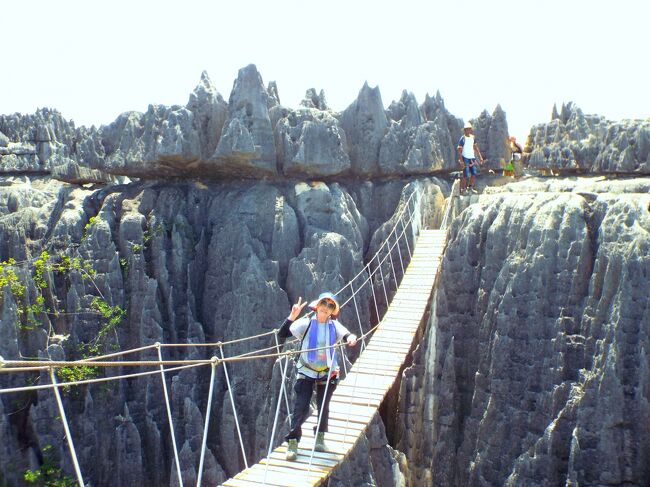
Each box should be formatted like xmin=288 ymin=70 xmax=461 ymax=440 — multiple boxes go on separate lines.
xmin=460 ymin=135 xmax=476 ymax=159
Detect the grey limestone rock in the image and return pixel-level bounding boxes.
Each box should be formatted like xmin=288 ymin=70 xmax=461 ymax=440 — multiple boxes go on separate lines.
xmin=0 ymin=109 xmax=109 ymax=180
xmin=397 ymin=178 xmax=650 ymax=486
xmin=103 ymin=104 xmax=201 ymax=178
xmin=212 ymin=64 xmax=277 ymax=176
xmin=267 ymin=80 xmax=281 ymax=108
xmin=340 ymin=82 xmax=389 ymax=176
xmin=186 ymin=70 xmax=229 ymax=161
xmin=471 ymin=104 xmax=510 ymax=170
xmin=277 ymin=108 xmax=351 ymax=177
xmin=379 ymin=91 xmax=447 ymax=175
xmin=300 ymin=88 xmax=329 ymax=110
xmin=527 ymin=102 xmax=650 ymax=174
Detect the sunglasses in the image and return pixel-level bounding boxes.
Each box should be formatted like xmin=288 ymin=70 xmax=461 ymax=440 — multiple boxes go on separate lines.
xmin=319 ymin=300 xmax=337 ymax=311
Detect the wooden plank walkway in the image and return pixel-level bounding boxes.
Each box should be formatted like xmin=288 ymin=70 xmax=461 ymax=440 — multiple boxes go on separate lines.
xmin=219 ymin=229 xmax=446 ymax=487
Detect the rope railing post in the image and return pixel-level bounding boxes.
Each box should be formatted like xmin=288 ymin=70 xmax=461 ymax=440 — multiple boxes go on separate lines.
xmin=49 ymin=367 xmax=85 ymax=487
xmin=402 ymin=208 xmax=413 ymax=260
xmin=349 ymin=282 xmax=367 ymax=352
xmin=196 ymin=357 xmax=219 ymax=487
xmin=394 ymin=223 xmax=405 ymax=277
xmin=273 ymin=333 xmax=291 ymax=423
xmin=218 ymin=344 xmax=249 ymax=469
xmin=156 ymin=343 xmax=184 ymax=487
xmin=377 ymin=254 xmax=390 ymax=307
xmin=368 ymin=263 xmax=382 ymax=327
xmin=263 ymin=350 xmax=292 ymax=486
xmin=0 ymin=183 xmax=442 ymax=486
xmin=386 ymin=231 xmax=399 ymax=291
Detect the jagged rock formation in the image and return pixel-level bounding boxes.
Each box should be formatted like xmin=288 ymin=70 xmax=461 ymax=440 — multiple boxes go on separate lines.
xmin=0 ymin=169 xmax=447 ymax=486
xmin=379 ymin=90 xmax=449 ymax=175
xmin=0 ymin=110 xmax=114 ymax=184
xmin=276 ymin=108 xmax=351 ymax=178
xmin=526 ymin=102 xmax=650 ymax=174
xmin=2 ymin=64 xmax=649 ymax=487
xmin=1 ymin=65 xmax=511 ymax=181
xmin=397 ymin=177 xmax=650 ymax=486
xmin=471 ymin=104 xmax=510 ymax=169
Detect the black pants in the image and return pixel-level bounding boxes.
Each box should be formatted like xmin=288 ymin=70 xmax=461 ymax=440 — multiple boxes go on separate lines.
xmin=285 ymin=375 xmax=337 ymax=442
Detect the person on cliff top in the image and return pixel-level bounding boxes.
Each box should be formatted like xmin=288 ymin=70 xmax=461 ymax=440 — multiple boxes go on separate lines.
xmin=457 ymin=122 xmax=484 ymax=195
xmin=507 ymin=135 xmax=524 ymax=178
xmin=278 ymin=292 xmax=358 ymax=461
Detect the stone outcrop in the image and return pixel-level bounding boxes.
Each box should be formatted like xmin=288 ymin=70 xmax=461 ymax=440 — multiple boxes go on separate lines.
xmin=211 ymin=64 xmax=277 ymax=176
xmin=379 ymin=91 xmax=448 ymax=175
xmin=2 ymin=65 xmax=511 ymax=181
xmin=339 ymin=82 xmax=389 ymax=176
xmin=470 ymin=104 xmax=510 ymax=169
xmin=0 ymin=109 xmax=114 ymax=183
xmin=2 ymin=65 xmax=649 ymax=487
xmin=397 ymin=177 xmax=650 ymax=486
xmin=526 ymin=102 xmax=650 ymax=174
xmin=299 ymin=88 xmax=329 ymax=110
xmin=276 ymin=108 xmax=351 ymax=178
xmin=0 ymin=172 xmax=442 ymax=486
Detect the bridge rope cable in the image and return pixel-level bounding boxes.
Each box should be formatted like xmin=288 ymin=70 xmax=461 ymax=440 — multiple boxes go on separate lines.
xmin=0 ymin=185 xmax=432 ymax=486
xmin=331 ymin=187 xmax=420 ymax=300
xmin=196 ymin=357 xmax=218 ymax=487
xmin=273 ymin=333 xmax=292 ymax=426
xmin=263 ymin=348 xmax=292 ymax=485
xmin=285 ymin=188 xmax=426 ymax=476
xmin=0 ymin=190 xmax=422 ymax=375
xmin=157 ymin=343 xmax=184 ymax=487
xmin=219 ymin=343 xmax=249 ymax=469
xmin=49 ymin=367 xmax=86 ymax=487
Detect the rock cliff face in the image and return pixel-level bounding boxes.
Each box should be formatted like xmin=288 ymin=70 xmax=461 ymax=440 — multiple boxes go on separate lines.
xmin=397 ymin=177 xmax=650 ymax=486
xmin=1 ymin=64 xmax=508 ymax=182
xmin=526 ymin=102 xmax=650 ymax=174
xmin=0 ymin=170 xmax=447 ymax=486
xmin=1 ymin=65 xmax=649 ymax=487
xmin=471 ymin=105 xmax=510 ymax=169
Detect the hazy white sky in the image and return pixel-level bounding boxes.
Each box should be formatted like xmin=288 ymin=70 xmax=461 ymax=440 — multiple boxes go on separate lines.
xmin=1 ymin=0 xmax=648 ymax=142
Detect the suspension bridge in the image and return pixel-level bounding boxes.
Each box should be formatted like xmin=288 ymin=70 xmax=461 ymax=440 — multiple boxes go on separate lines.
xmin=0 ymin=183 xmax=456 ymax=487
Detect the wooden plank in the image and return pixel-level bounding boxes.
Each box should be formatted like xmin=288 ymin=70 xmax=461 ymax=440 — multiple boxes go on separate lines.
xmin=262 ymin=455 xmax=337 ymax=471
xmin=369 ymin=334 xmax=415 ymax=343
xmin=303 ymin=417 xmax=368 ymax=432
xmin=247 ymin=463 xmax=326 ymax=480
xmin=267 ymin=451 xmax=340 ymax=468
xmin=351 ymin=360 xmax=404 ymax=371
xmin=353 ymin=351 xmax=407 ymax=362
xmin=220 ymin=229 xmax=446 ymax=487
xmin=275 ymin=444 xmax=344 ymax=462
xmin=236 ymin=466 xmax=324 ymax=486
xmin=330 ymin=394 xmax=381 ymax=408
xmin=222 ymin=478 xmax=282 ymax=487
xmin=301 ymin=421 xmax=368 ymax=437
xmin=362 ymin=344 xmax=412 ymax=355
xmin=297 ymin=437 xmax=351 ymax=455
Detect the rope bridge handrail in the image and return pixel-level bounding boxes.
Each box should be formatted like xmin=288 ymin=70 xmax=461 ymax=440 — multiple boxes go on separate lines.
xmin=0 ymin=182 xmax=448 ymax=487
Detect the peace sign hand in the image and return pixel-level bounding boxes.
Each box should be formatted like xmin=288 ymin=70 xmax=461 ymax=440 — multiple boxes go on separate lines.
xmin=288 ymin=297 xmax=308 ymax=321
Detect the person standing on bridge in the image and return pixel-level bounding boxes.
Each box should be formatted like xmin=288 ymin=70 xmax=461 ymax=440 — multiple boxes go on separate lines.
xmin=278 ymin=292 xmax=358 ymax=461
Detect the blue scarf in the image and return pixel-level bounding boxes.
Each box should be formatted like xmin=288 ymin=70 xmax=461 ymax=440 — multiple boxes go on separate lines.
xmin=307 ymin=318 xmax=336 ymax=363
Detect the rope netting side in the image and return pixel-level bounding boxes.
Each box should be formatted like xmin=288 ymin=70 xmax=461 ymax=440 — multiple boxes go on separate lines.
xmin=0 ymin=184 xmax=436 ymax=486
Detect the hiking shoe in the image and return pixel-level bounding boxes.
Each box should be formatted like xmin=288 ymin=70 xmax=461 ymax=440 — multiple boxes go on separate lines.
xmin=315 ymin=432 xmax=327 ymax=452
xmin=286 ymin=439 xmax=298 ymax=461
